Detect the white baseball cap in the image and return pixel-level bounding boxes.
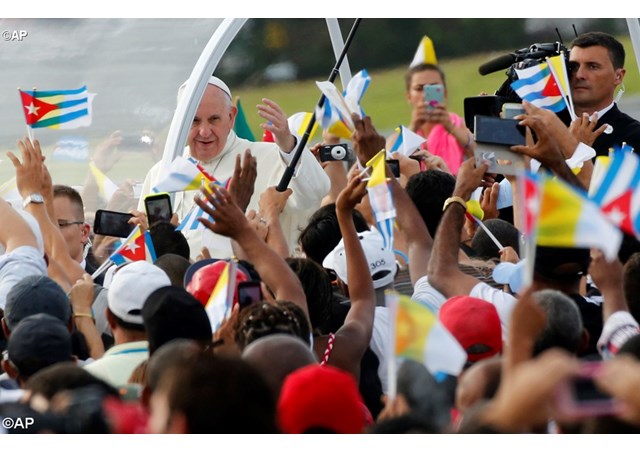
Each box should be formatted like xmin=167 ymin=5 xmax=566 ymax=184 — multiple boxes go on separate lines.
xmin=322 ymin=229 xmax=397 ymax=289
xmin=107 ymin=261 xmax=171 ymax=325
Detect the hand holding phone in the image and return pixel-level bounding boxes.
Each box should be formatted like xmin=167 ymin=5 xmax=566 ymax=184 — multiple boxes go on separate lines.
xmin=555 ymin=361 xmax=622 ymax=419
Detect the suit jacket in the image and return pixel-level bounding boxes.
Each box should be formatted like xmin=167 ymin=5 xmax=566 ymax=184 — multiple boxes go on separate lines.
xmin=592 ymin=104 xmax=640 ymax=156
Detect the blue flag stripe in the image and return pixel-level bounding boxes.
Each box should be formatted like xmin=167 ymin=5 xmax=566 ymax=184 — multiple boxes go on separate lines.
xmin=32 ymin=108 xmax=89 ymax=128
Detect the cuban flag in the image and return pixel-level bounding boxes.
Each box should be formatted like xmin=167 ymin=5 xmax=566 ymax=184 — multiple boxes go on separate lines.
xmin=19 ymin=86 xmax=95 ymax=129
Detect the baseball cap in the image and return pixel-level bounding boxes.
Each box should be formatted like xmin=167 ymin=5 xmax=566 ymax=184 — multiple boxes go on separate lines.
xmin=7 ymin=313 xmax=73 ymax=378
xmin=277 ymin=364 xmax=367 ymax=434
xmin=4 ymin=275 xmax=71 ymax=331
xmin=142 ymin=286 xmax=213 ymax=354
xmin=322 ymin=229 xmax=397 ymax=289
xmin=108 ymin=261 xmax=171 ymax=325
xmin=184 ymin=259 xmax=249 ymax=307
xmin=439 ymin=296 xmax=502 ymax=363
xmin=534 ymin=245 xmax=590 ymax=282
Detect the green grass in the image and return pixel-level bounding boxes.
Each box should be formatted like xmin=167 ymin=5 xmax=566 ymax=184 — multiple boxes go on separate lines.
xmin=235 ymin=35 xmax=640 ymax=136
xmin=2 ymin=36 xmax=639 ymax=188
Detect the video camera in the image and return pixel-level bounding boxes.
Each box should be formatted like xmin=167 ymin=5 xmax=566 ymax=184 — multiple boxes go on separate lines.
xmin=464 ymin=41 xmax=570 ymax=131
xmin=479 ymin=41 xmax=570 ymax=101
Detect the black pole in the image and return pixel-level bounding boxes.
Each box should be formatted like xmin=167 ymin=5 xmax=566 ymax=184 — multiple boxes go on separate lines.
xmin=276 ymin=18 xmax=362 ymax=192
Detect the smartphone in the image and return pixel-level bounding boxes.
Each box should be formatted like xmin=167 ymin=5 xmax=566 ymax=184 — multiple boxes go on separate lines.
xmin=474 ymin=116 xmax=526 ymax=146
xmin=144 ymin=193 xmax=172 ymax=228
xmin=424 ymin=84 xmax=445 ymax=110
xmin=386 ymin=159 xmax=400 ymax=178
xmin=555 ymin=361 xmax=622 ymax=418
xmin=120 ymin=133 xmax=154 ymax=149
xmin=237 ymin=281 xmax=263 ymax=309
xmin=94 ymin=209 xmax=135 ymax=238
xmin=319 ymin=144 xmax=349 ymax=162
xmin=502 ymin=102 xmax=525 ymax=120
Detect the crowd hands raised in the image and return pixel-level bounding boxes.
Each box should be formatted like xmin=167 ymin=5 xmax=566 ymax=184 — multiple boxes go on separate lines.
xmin=2 ymin=33 xmax=640 ymax=434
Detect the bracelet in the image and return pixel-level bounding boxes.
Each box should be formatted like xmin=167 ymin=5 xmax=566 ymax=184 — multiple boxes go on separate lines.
xmin=73 ymin=313 xmax=94 ymax=320
xmin=443 ymin=196 xmax=467 ymax=212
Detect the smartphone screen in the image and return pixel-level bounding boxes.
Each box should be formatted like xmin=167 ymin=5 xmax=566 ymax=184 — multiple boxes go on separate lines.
xmin=555 ymin=361 xmax=621 ymax=418
xmin=385 ymin=159 xmax=400 ymax=178
xmin=237 ymin=281 xmax=263 ymax=309
xmin=474 ymin=116 xmax=526 ymax=146
xmin=144 ymin=193 xmax=172 ymax=227
xmin=94 ymin=209 xmax=135 ymax=238
xmin=424 ymin=84 xmax=445 ymax=109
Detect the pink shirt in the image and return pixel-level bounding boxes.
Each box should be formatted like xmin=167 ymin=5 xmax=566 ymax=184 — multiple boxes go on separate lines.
xmin=418 ymin=113 xmax=466 ymax=175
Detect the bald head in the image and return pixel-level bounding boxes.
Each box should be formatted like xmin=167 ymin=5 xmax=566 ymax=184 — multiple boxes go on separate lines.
xmin=242 ymin=334 xmax=317 ymax=398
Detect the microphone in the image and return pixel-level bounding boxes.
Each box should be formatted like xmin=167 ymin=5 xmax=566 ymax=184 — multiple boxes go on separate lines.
xmin=478 ymin=53 xmax=517 ymax=76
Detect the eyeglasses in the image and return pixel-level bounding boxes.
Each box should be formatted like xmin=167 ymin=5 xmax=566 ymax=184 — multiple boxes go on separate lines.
xmin=58 ymin=220 xmax=85 ymax=228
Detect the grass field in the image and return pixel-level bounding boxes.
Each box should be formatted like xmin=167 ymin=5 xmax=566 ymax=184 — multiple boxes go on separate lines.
xmin=2 ymin=36 xmax=639 ymax=188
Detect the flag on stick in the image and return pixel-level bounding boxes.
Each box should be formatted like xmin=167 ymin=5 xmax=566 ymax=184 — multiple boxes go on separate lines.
xmin=511 ymin=63 xmax=567 ymax=112
xmin=365 ymin=150 xmax=396 ymax=249
xmin=388 ymin=126 xmax=426 ymax=157
xmin=19 ymin=86 xmax=95 ymax=129
xmin=108 ymin=226 xmax=157 ymax=266
xmin=589 ymin=144 xmax=640 ymax=236
xmin=205 ymin=260 xmax=237 ymax=333
xmin=387 ymin=291 xmax=466 ymax=378
xmin=536 ymin=172 xmax=622 ymax=260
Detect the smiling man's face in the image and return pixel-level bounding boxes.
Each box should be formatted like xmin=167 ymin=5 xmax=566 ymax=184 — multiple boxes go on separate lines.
xmin=187 ymin=84 xmax=237 ymax=162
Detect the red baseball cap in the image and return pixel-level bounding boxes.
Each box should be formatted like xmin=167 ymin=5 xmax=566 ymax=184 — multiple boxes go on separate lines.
xmin=185 ymin=259 xmax=249 ymax=307
xmin=439 ymin=296 xmax=502 ymax=363
xmin=277 ymin=364 xmax=367 ymax=434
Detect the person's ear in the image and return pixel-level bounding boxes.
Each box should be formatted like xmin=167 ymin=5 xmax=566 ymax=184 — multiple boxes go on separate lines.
xmin=614 ymin=68 xmax=626 ymax=85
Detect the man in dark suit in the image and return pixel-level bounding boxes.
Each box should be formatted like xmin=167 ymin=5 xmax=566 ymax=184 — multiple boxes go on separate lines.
xmin=569 ymin=32 xmax=640 ymax=156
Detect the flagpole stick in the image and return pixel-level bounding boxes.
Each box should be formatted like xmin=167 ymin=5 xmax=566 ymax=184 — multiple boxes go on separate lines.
xmin=276 ymin=18 xmax=362 ymax=192
xmin=91 ymin=259 xmax=114 ymax=281
xmin=465 ymin=213 xmax=505 ymax=251
xmin=385 ymin=290 xmax=398 ymax=400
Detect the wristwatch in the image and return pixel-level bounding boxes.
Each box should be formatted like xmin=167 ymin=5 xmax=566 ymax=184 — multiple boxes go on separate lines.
xmin=22 ymin=193 xmax=45 ymax=208
xmin=442 ymin=196 xmax=467 ymax=212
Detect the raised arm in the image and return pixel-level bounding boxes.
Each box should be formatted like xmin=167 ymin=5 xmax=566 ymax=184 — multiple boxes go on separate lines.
xmin=8 ymin=139 xmax=84 ymax=287
xmin=195 ymin=184 xmax=308 ymax=321
xmin=330 ymin=175 xmax=376 ymax=377
xmin=427 ymin=157 xmax=489 ymax=297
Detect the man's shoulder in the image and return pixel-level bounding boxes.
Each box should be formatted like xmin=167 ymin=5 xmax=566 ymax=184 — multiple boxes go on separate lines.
xmin=605 ymin=105 xmax=640 ymax=129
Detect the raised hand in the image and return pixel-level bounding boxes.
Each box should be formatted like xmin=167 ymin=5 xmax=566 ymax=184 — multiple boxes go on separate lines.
xmin=8 ymin=138 xmax=45 ymax=197
xmin=195 ymin=184 xmax=249 ymax=239
xmin=351 ymin=113 xmax=385 ymax=166
xmin=257 ymin=98 xmax=296 ymax=153
xmin=228 ymin=149 xmax=257 ymax=212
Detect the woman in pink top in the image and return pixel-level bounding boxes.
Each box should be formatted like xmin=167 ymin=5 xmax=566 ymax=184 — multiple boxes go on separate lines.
xmin=392 ymin=63 xmax=475 ymax=175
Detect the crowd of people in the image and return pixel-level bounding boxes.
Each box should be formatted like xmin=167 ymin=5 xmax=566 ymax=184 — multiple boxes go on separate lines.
xmin=2 ymin=30 xmax=640 ymax=435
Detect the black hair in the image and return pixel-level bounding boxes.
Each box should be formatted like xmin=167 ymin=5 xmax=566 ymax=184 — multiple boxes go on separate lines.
xmin=234 ymin=301 xmax=311 ymax=350
xmin=298 ymin=203 xmax=369 ymax=265
xmin=149 ymin=221 xmax=190 ymax=260
xmin=158 ymin=353 xmax=278 ymax=433
xmin=26 ymin=362 xmax=119 ymax=401
xmin=572 ymin=31 xmax=625 ymax=69
xmin=405 ymin=170 xmax=456 ymax=237
xmin=471 ymin=219 xmax=521 ymax=261
xmin=154 ymin=253 xmax=191 ymax=288
xmin=107 ymin=307 xmax=146 ymax=332
xmin=286 ymin=257 xmax=332 ymax=332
